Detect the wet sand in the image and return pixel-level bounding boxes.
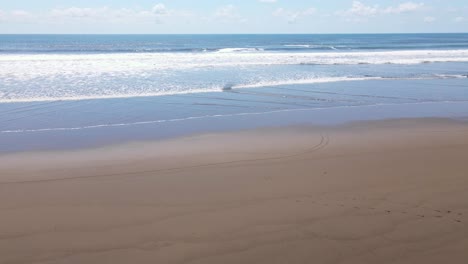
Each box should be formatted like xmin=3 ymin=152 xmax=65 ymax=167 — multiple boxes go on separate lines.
xmin=1 ymin=118 xmax=468 ymax=264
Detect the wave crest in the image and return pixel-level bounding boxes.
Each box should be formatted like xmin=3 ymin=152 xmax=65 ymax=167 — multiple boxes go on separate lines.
xmin=215 ymin=48 xmax=265 ymax=53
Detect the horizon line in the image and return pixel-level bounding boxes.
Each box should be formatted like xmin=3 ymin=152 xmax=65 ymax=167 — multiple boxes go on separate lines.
xmin=1 ymin=32 xmax=467 ymax=35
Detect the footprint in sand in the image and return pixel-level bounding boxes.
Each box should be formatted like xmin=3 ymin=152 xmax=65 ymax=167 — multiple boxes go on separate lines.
xmin=307 ymin=197 xmax=465 ymax=225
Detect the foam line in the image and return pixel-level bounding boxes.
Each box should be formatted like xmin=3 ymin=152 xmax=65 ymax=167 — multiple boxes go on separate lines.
xmin=2 ymin=101 xmax=466 ymax=134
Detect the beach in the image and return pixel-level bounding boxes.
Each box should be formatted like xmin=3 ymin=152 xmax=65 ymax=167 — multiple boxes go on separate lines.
xmin=1 ymin=34 xmax=468 ymax=264
xmin=1 ymin=118 xmax=468 ymax=264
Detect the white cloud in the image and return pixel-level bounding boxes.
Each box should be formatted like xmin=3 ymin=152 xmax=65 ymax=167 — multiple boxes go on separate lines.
xmin=152 ymin=4 xmax=168 ymax=15
xmin=346 ymin=1 xmax=378 ymax=17
xmin=383 ymin=2 xmax=424 ymax=14
xmin=11 ymin=10 xmax=31 ymax=17
xmin=302 ymin=8 xmax=317 ymax=16
xmin=339 ymin=1 xmax=425 ymax=19
xmin=2 ymin=9 xmax=34 ymax=22
xmin=2 ymin=1 xmax=467 ymax=33
xmin=273 ymin=7 xmax=316 ymax=23
xmin=272 ymin=8 xmax=284 ymax=16
xmin=0 ymin=4 xmax=193 ymax=28
xmin=423 ymin=16 xmax=435 ymax=23
xmin=215 ymin=5 xmax=236 ymax=18
xmin=50 ymin=7 xmax=109 ymax=18
xmin=48 ymin=6 xmax=168 ymax=22
xmin=214 ymin=5 xmax=246 ymax=22
xmin=151 ymin=3 xmax=170 ymax=23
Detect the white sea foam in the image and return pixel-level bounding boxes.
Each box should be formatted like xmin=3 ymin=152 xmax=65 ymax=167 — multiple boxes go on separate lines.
xmin=1 ymin=49 xmax=468 ymax=103
xmin=0 ymin=74 xmax=464 ymax=104
xmin=0 ymin=76 xmax=380 ymax=103
xmin=234 ymin=76 xmax=382 ymax=89
xmin=1 ymin=49 xmax=468 ymax=81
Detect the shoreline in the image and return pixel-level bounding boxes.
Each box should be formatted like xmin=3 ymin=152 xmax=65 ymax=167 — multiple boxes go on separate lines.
xmin=2 ymin=98 xmax=468 ymax=154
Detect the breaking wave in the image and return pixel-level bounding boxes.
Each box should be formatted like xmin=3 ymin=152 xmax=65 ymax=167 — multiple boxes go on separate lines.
xmin=0 ymin=75 xmax=466 ymax=103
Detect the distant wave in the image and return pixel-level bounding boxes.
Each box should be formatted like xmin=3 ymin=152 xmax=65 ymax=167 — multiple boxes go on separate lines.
xmin=284 ymin=44 xmax=313 ymax=48
xmin=283 ymin=44 xmax=338 ymax=50
xmin=1 ymin=49 xmax=468 ymax=84
xmin=215 ymin=48 xmax=265 ymax=53
xmin=0 ymin=48 xmax=223 ymax=54
xmin=3 ymin=44 xmax=468 ymax=54
xmin=2 ymin=49 xmax=467 ymax=66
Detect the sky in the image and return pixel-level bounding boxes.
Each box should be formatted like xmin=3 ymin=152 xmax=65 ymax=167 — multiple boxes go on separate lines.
xmin=0 ymin=0 xmax=467 ymax=34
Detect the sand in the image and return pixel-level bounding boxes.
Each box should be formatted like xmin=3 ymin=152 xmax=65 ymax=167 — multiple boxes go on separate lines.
xmin=1 ymin=118 xmax=468 ymax=264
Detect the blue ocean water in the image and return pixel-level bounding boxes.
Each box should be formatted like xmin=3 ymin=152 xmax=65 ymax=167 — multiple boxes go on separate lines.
xmin=2 ymin=34 xmax=468 ymax=53
xmin=0 ymin=34 xmax=468 ymax=151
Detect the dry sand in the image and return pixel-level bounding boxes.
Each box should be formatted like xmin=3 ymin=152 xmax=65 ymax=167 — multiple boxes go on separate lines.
xmin=1 ymin=118 xmax=468 ymax=264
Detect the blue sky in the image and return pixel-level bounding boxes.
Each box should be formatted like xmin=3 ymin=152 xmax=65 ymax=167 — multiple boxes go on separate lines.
xmin=0 ymin=0 xmax=467 ymax=33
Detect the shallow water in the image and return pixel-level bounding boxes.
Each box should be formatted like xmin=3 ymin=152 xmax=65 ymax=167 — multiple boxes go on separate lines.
xmin=1 ymin=78 xmax=468 ymax=152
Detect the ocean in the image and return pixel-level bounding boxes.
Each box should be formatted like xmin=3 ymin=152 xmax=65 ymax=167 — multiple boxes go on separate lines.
xmin=1 ymin=34 xmax=468 ymax=151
